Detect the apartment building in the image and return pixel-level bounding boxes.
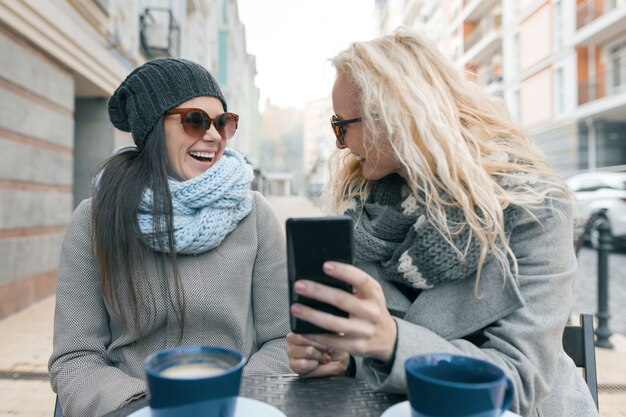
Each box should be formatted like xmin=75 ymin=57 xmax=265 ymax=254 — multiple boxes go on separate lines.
xmin=0 ymin=0 xmax=259 ymax=317
xmin=375 ymin=0 xmax=626 ymax=176
xmin=574 ymin=0 xmax=626 ymax=172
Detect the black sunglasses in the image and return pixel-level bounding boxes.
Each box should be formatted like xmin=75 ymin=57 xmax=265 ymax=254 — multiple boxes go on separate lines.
xmin=330 ymin=115 xmax=362 ymax=145
xmin=165 ymin=108 xmax=239 ymax=139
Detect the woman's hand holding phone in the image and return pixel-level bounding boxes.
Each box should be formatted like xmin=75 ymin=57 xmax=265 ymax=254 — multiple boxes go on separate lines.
xmin=286 ymin=332 xmax=350 ymax=377
xmin=288 ymin=261 xmax=397 ymax=371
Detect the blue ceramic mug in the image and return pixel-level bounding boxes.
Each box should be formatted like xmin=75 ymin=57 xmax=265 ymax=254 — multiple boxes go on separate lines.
xmin=144 ymin=345 xmax=246 ymax=417
xmin=405 ymin=353 xmax=514 ymax=417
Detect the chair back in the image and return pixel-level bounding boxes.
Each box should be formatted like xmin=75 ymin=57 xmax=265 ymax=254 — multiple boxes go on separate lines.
xmin=562 ymin=313 xmax=599 ymax=408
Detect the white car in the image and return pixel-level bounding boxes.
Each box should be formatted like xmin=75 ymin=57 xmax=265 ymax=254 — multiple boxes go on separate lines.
xmin=566 ymin=172 xmax=626 ymax=249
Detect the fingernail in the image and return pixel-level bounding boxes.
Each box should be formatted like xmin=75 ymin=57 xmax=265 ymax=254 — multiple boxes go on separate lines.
xmin=291 ymin=304 xmax=302 ymax=315
xmin=294 ymin=281 xmax=306 ymax=293
xmin=322 ymin=353 xmax=331 ymax=364
xmin=323 ymin=262 xmax=335 ymax=272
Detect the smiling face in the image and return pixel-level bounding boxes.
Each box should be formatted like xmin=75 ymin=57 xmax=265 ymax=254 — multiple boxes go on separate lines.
xmin=331 ymin=74 xmax=403 ymax=181
xmin=164 ymin=96 xmax=228 ymax=180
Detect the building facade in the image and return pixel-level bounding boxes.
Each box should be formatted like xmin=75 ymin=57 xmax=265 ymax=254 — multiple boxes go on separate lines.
xmin=375 ymin=0 xmax=626 ymax=177
xmin=0 ymin=0 xmax=259 ymax=317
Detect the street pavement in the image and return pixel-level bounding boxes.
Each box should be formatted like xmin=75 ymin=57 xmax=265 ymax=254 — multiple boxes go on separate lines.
xmin=1 ymin=196 xmax=625 ymax=416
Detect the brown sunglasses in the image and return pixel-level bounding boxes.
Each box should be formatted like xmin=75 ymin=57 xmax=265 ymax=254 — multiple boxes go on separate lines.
xmin=330 ymin=115 xmax=362 ymax=145
xmin=165 ymin=108 xmax=239 ymax=139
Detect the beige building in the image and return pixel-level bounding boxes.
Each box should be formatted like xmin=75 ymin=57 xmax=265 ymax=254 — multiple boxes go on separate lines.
xmin=375 ymin=0 xmax=626 ymax=176
xmin=0 ymin=0 xmax=259 ymax=318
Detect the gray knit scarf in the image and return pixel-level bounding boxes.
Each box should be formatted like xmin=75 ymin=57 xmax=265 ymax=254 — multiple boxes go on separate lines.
xmin=345 ymin=174 xmax=519 ymax=289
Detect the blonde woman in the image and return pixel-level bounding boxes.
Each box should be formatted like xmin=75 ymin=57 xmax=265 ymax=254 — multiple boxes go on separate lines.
xmin=286 ymin=28 xmax=597 ymax=417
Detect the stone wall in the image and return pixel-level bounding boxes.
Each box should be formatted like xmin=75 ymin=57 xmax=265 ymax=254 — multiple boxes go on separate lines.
xmin=0 ymin=27 xmax=74 ymax=317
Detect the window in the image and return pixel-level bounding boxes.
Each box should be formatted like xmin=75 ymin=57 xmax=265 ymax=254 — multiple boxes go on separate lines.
xmin=218 ymin=31 xmax=229 ymax=85
xmin=569 ymin=174 xmax=626 ymax=192
xmin=555 ymin=67 xmax=564 ymax=115
xmin=222 ymin=0 xmax=229 ymax=23
xmin=554 ymin=0 xmax=563 ymax=50
xmin=609 ymin=40 xmax=626 ymax=92
xmin=511 ymin=33 xmax=519 ymax=75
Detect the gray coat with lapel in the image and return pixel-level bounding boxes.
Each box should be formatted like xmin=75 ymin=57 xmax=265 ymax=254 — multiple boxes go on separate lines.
xmin=49 ymin=192 xmax=291 ymax=417
xmin=357 ymin=199 xmax=598 ymax=417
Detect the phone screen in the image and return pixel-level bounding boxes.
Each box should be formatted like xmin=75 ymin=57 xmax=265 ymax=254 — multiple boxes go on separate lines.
xmin=286 ymin=216 xmax=353 ymax=334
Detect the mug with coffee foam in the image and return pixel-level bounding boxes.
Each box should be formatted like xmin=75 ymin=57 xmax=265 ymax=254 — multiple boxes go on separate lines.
xmin=144 ymin=345 xmax=246 ymax=417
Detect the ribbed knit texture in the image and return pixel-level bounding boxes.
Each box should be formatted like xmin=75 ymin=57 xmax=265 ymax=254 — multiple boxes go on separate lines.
xmin=346 ymin=174 xmax=519 ymax=289
xmin=138 ymin=149 xmax=253 ymax=255
xmin=107 ymin=58 xmax=226 ymax=149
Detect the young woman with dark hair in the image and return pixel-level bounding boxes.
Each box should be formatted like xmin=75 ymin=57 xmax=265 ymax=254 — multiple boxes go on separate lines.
xmin=49 ymin=58 xmax=290 ymax=417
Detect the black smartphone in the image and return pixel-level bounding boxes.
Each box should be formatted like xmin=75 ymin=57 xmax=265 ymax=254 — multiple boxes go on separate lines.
xmin=286 ymin=216 xmax=354 ymax=334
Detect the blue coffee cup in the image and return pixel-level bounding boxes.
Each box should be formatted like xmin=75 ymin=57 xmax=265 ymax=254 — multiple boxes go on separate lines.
xmin=144 ymin=345 xmax=246 ymax=417
xmin=405 ymin=353 xmax=514 ymax=417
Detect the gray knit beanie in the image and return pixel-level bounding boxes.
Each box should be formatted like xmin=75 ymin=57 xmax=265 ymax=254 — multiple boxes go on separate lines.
xmin=107 ymin=58 xmax=227 ymax=149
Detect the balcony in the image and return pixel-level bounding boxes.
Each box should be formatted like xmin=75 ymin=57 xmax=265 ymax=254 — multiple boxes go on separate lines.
xmin=579 ymin=72 xmax=607 ymax=105
xmin=461 ymin=0 xmax=499 ymax=22
xmin=139 ymin=7 xmax=180 ymax=58
xmin=575 ymin=0 xmax=626 ymax=45
xmin=464 ymin=14 xmax=502 ymax=52
xmin=577 ymin=0 xmax=614 ymax=29
xmin=459 ymin=15 xmax=502 ymax=67
xmin=579 ymin=64 xmax=626 ymax=105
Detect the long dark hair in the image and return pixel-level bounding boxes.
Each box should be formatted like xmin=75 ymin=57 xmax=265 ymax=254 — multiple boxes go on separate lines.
xmin=91 ymin=118 xmax=185 ymax=338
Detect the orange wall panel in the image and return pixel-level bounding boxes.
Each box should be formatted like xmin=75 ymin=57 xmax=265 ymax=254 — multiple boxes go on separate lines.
xmin=595 ymin=45 xmax=605 ymax=99
xmin=577 ymin=46 xmax=589 ymax=81
xmin=595 ymin=0 xmax=603 ymax=15
xmin=463 ymin=21 xmax=476 ymax=38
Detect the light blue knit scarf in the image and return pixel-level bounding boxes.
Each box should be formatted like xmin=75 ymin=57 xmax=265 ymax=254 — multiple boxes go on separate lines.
xmin=138 ymin=149 xmax=253 ymax=255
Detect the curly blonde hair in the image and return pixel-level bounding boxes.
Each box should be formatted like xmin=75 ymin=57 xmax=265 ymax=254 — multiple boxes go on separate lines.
xmin=324 ymin=27 xmax=571 ymax=285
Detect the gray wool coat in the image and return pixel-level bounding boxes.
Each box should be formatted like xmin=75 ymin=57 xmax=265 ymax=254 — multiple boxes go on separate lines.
xmin=48 ymin=192 xmax=291 ymax=417
xmin=356 ymin=198 xmax=599 ymax=417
